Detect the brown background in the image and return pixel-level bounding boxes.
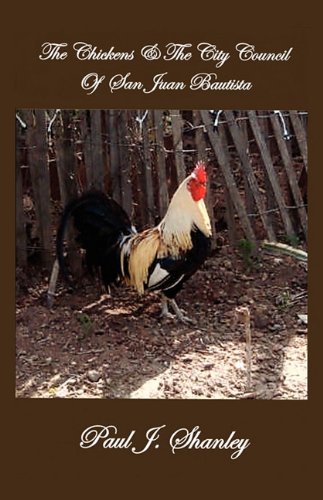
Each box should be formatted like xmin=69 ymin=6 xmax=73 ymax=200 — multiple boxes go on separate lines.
xmin=2 ymin=2 xmax=320 ymax=498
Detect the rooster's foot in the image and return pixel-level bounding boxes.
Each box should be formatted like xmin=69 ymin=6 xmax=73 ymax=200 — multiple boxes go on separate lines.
xmin=159 ymin=310 xmax=177 ymax=321
xmin=169 ymin=299 xmax=195 ymax=325
xmin=160 ymin=297 xmax=195 ymax=325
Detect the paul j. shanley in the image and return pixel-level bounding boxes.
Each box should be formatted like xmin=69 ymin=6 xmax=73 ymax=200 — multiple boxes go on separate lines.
xmin=80 ymin=425 xmax=251 ymax=459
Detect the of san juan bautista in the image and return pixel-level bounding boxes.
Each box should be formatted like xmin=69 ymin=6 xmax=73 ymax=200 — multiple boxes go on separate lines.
xmin=107 ymin=71 xmax=252 ymax=93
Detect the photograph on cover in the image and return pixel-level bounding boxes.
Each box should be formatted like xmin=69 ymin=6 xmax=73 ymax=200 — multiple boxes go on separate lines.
xmin=15 ymin=109 xmax=308 ymax=399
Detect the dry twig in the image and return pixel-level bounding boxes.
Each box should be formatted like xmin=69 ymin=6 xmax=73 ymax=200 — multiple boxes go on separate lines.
xmin=234 ymin=306 xmax=252 ymax=391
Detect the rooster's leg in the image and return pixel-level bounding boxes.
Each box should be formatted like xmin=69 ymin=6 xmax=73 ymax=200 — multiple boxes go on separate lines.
xmin=159 ymin=296 xmax=176 ymax=320
xmin=169 ymin=299 xmax=194 ymax=325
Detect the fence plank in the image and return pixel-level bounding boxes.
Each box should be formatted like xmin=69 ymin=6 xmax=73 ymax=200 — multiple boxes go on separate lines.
xmin=218 ymin=123 xmax=239 ymax=245
xmin=118 ymin=110 xmax=133 ymax=217
xmin=193 ymin=110 xmax=207 ymax=163
xmin=135 ymin=110 xmax=149 ymax=228
xmin=55 ymin=110 xmax=77 ymax=205
xmin=153 ymin=110 xmax=169 ymax=218
xmin=16 ymin=121 xmax=27 ymax=267
xmin=141 ymin=110 xmax=155 ymax=226
xmin=108 ymin=109 xmax=121 ymax=204
xmin=289 ymin=110 xmax=308 ymax=170
xmin=237 ymin=110 xmax=255 ymax=216
xmin=224 ymin=187 xmax=237 ymax=246
xmin=170 ymin=109 xmax=186 ymax=183
xmin=224 ymin=110 xmax=276 ymax=241
xmin=54 ymin=110 xmax=81 ymax=277
xmin=248 ymin=110 xmax=296 ymax=240
xmin=79 ymin=110 xmax=93 ymax=188
xmin=270 ymin=112 xmax=308 ymax=239
xmin=22 ymin=109 xmax=52 ymax=269
xmin=258 ymin=111 xmax=278 ymax=232
xmin=200 ymin=110 xmax=257 ymax=247
xmin=89 ymin=110 xmax=105 ymax=190
xmin=238 ymin=110 xmax=248 ymax=145
xmin=193 ymin=110 xmax=216 ymax=247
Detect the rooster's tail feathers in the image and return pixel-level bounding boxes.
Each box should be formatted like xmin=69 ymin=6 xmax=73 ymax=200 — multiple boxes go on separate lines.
xmin=56 ymin=190 xmax=135 ymax=287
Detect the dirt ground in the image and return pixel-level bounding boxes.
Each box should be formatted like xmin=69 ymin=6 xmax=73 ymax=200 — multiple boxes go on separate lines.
xmin=15 ymin=244 xmax=308 ymax=400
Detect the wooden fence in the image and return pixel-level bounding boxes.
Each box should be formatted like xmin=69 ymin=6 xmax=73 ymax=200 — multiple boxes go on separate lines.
xmin=15 ymin=109 xmax=308 ymax=270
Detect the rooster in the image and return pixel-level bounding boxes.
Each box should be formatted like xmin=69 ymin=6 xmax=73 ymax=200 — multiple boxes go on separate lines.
xmin=56 ymin=161 xmax=212 ymax=323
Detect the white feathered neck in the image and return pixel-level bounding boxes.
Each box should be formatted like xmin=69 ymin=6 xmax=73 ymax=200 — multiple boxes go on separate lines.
xmin=158 ymin=175 xmax=212 ymax=252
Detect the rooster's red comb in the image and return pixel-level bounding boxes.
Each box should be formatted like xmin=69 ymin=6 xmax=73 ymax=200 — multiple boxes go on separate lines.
xmin=192 ymin=161 xmax=207 ymax=183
